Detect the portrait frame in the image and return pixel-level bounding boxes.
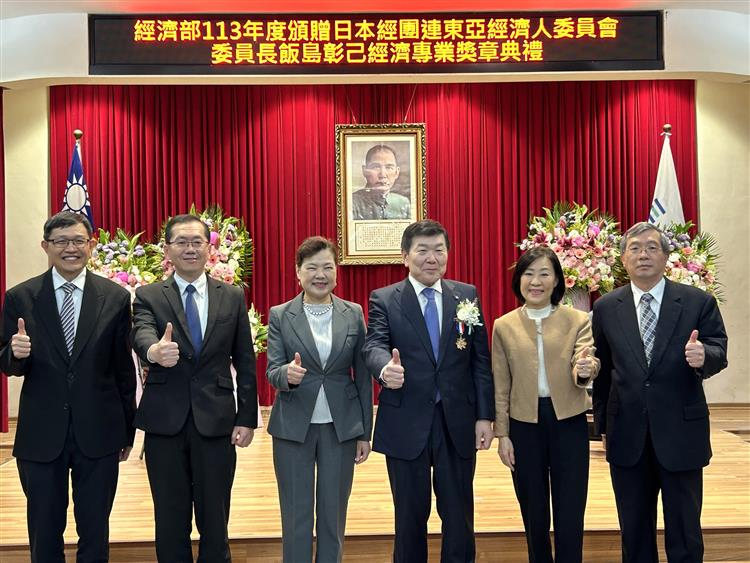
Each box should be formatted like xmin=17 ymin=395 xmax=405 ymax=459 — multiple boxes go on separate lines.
xmin=335 ymin=123 xmax=426 ymax=265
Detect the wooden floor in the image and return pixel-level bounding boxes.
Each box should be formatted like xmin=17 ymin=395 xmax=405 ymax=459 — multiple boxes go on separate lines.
xmin=1 ymin=406 xmax=749 ymax=561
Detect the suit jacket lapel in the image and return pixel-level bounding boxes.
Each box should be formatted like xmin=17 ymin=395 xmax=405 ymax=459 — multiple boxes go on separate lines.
xmin=286 ymin=293 xmax=324 ymax=370
xmin=201 ymin=278 xmax=224 ymax=352
xmin=615 ymin=285 xmax=649 ymax=376
xmin=400 ymin=280 xmax=436 ymax=365
xmin=35 ymin=270 xmax=70 ymax=365
xmin=649 ymin=280 xmax=682 ymax=372
xmin=437 ymin=280 xmax=458 ymax=368
xmin=325 ymin=295 xmax=351 ymax=371
xmin=69 ymin=271 xmax=104 ymax=365
xmin=161 ymin=277 xmax=192 ymax=353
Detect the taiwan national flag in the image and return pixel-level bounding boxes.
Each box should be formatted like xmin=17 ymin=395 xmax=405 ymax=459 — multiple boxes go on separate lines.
xmin=62 ymin=140 xmax=95 ymax=230
xmin=648 ymin=130 xmax=684 ymax=227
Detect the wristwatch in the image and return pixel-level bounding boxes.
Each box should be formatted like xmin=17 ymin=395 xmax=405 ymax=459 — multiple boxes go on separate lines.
xmin=378 ymin=374 xmax=388 ymax=388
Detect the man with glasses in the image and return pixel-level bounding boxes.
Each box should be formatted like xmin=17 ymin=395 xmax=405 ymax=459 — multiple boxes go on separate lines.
xmin=132 ymin=213 xmax=257 ymax=562
xmin=592 ymin=222 xmax=728 ymax=563
xmin=0 ymin=211 xmax=136 ymax=562
xmin=352 ymin=144 xmax=411 ymax=220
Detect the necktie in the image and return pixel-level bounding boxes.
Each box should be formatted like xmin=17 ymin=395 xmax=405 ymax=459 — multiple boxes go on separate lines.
xmin=60 ymin=282 xmax=77 ymax=355
xmin=639 ymin=293 xmax=657 ymax=365
xmin=422 ymin=287 xmax=440 ymax=360
xmin=185 ymin=284 xmax=202 ymax=358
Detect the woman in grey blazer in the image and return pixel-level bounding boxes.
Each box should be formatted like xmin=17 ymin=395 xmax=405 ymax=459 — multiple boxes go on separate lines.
xmin=492 ymin=246 xmax=599 ymax=563
xmin=266 ymin=237 xmax=372 ymax=563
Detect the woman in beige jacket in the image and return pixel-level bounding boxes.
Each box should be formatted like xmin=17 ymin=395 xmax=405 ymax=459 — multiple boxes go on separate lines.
xmin=492 ymin=246 xmax=599 ymax=563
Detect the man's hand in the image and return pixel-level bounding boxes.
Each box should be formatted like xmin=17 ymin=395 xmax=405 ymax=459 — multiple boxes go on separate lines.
xmin=118 ymin=446 xmax=133 ymax=462
xmin=231 ymin=426 xmax=254 ymax=447
xmin=355 ymin=440 xmax=371 ymax=464
xmin=288 ymin=352 xmax=307 ymax=385
xmin=498 ymin=437 xmax=515 ymax=471
xmin=10 ymin=318 xmax=31 ymax=359
xmin=382 ymin=348 xmax=405 ymax=389
xmin=685 ymin=330 xmax=705 ymax=369
xmin=148 ymin=322 xmax=180 ymax=367
xmin=475 ymin=420 xmax=494 ymax=450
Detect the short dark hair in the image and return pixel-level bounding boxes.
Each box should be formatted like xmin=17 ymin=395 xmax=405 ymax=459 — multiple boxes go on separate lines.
xmin=43 ymin=211 xmax=93 ymax=240
xmin=165 ymin=214 xmax=210 ymax=243
xmin=364 ymin=144 xmax=398 ymax=165
xmin=620 ymin=222 xmax=670 ymax=254
xmin=296 ymin=236 xmax=338 ymax=267
xmin=400 ymin=220 xmax=450 ymax=253
xmin=511 ymin=246 xmax=566 ymax=306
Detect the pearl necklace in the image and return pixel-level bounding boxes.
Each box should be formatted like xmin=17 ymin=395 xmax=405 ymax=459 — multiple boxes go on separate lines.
xmin=303 ymin=302 xmax=333 ymax=316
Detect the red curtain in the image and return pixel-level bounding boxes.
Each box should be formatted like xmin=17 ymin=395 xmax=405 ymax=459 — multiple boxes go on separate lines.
xmin=48 ymin=81 xmax=697 ymax=406
xmin=1 ymin=90 xmax=8 ymax=431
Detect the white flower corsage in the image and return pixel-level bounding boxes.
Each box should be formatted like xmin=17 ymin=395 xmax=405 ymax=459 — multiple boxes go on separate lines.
xmin=455 ymin=298 xmax=482 ymax=350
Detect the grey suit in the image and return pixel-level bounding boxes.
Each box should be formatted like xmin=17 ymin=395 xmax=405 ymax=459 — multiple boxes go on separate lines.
xmin=266 ymin=293 xmax=372 ymax=562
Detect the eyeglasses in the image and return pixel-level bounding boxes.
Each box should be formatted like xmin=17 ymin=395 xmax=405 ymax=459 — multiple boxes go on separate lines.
xmin=626 ymin=245 xmax=663 ymax=255
xmin=169 ymin=239 xmax=208 ymax=250
xmin=46 ymin=238 xmax=89 ymax=248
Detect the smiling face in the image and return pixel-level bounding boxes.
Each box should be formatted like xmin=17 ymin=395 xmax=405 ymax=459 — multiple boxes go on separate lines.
xmin=297 ymin=248 xmax=337 ymax=304
xmin=41 ymin=223 xmax=94 ymax=281
xmin=362 ymin=148 xmax=400 ymax=193
xmin=622 ymin=230 xmax=668 ymax=291
xmin=164 ymin=221 xmax=210 ymax=282
xmin=519 ymin=256 xmax=558 ymax=309
xmin=403 ymin=234 xmax=448 ymax=287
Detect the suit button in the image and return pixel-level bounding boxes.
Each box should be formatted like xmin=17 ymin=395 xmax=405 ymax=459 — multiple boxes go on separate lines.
xmin=645 ymin=381 xmax=651 ymax=387
xmin=63 ymin=404 xmax=69 ymax=411
xmin=187 ymin=354 xmax=193 ymax=360
xmin=67 ymin=372 xmax=74 ymax=382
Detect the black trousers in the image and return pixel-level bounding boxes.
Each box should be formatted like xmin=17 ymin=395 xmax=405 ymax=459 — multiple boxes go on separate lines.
xmin=144 ymin=413 xmax=237 ymax=563
xmin=509 ymin=399 xmax=589 ymax=563
xmin=17 ymin=424 xmax=119 ymax=563
xmin=386 ymin=403 xmax=476 ymax=563
xmin=610 ymin=428 xmax=703 ymax=563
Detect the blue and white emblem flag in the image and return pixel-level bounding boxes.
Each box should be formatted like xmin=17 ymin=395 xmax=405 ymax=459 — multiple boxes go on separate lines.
xmin=62 ymin=140 xmax=95 ymax=230
xmin=648 ymin=131 xmax=684 ymax=227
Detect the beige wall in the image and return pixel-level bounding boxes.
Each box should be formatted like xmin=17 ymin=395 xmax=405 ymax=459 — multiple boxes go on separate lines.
xmin=3 ymin=87 xmax=50 ymax=416
xmin=2 ymin=82 xmax=749 ymax=415
xmin=697 ymin=81 xmax=750 ymax=403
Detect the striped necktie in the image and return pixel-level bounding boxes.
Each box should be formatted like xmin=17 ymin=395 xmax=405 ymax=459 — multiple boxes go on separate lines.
xmin=639 ymin=293 xmax=657 ymax=365
xmin=60 ymin=282 xmax=77 ymax=355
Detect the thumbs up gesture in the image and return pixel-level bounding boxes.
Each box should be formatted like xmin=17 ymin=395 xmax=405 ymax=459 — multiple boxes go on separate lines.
xmin=685 ymin=329 xmax=705 ymax=368
xmin=10 ymin=318 xmax=31 ymax=359
xmin=382 ymin=348 xmax=405 ymax=389
xmin=149 ymin=322 xmax=180 ymax=367
xmin=575 ymin=346 xmax=595 ymax=381
xmin=287 ymin=352 xmax=307 ymax=385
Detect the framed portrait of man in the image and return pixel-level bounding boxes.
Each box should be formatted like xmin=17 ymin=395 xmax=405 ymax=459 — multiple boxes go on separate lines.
xmin=335 ymin=123 xmax=426 ymax=265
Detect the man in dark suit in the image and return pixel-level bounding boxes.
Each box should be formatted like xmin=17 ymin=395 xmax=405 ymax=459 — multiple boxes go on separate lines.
xmin=132 ymin=214 xmax=257 ymax=562
xmin=362 ymin=219 xmax=495 ymax=563
xmin=593 ymin=222 xmax=728 ymax=563
xmin=0 ymin=211 xmax=136 ymax=563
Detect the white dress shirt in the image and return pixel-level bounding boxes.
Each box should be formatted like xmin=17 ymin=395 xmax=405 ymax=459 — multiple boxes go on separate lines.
xmin=173 ymin=272 xmax=209 ymax=338
xmin=408 ymin=275 xmax=443 ymax=332
xmin=52 ymin=267 xmax=86 ymax=331
xmin=631 ymin=277 xmax=665 ymax=325
xmin=524 ymin=304 xmax=553 ymax=398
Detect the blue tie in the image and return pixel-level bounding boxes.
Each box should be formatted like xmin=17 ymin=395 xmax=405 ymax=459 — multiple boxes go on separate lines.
xmin=185 ymin=284 xmax=202 ymax=358
xmin=422 ymin=287 xmax=440 ymax=361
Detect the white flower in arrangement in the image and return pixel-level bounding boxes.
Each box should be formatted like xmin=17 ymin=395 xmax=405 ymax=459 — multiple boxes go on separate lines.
xmin=454 ymin=298 xmax=482 ymax=351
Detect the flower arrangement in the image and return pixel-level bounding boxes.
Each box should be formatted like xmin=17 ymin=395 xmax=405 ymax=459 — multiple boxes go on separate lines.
xmin=88 ymin=229 xmax=159 ymax=299
xmin=661 ymin=222 xmax=723 ymax=303
xmin=248 ymin=305 xmax=268 ymax=354
xmin=520 ymin=202 xmax=621 ymax=295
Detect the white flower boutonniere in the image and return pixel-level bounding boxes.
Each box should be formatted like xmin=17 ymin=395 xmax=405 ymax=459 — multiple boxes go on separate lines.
xmin=455 ymin=298 xmax=482 ymax=350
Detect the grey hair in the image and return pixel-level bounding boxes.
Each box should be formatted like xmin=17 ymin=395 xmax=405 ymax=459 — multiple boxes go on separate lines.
xmin=619 ymin=222 xmax=670 ymax=254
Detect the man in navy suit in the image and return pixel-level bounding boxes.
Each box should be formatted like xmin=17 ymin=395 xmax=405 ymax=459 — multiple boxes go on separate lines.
xmin=593 ymin=222 xmax=728 ymax=563
xmin=0 ymin=211 xmax=136 ymax=563
xmin=363 ymin=219 xmax=495 ymax=563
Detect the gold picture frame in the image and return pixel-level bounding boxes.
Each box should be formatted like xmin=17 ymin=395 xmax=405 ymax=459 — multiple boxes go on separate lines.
xmin=335 ymin=123 xmax=427 ymax=265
